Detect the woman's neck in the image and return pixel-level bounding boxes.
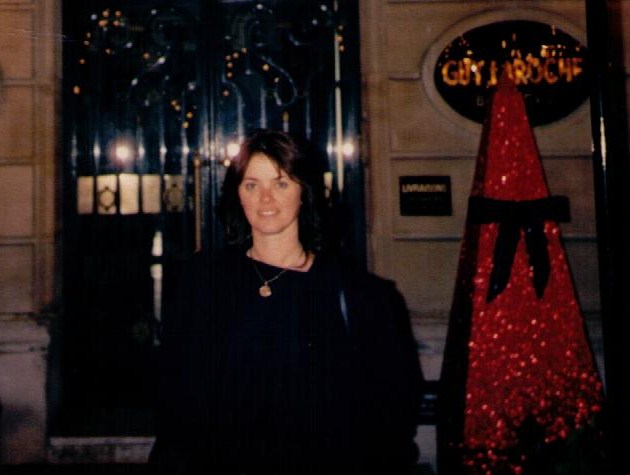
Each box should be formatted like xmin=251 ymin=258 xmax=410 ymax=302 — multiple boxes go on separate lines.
xmin=249 ymin=235 xmax=310 ymax=270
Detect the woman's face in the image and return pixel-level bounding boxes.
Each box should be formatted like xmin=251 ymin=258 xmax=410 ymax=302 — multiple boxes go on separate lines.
xmin=238 ymin=153 xmax=302 ymax=242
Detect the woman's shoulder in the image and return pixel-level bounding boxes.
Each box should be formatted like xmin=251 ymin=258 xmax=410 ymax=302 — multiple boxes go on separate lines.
xmin=315 ymin=252 xmax=400 ymax=297
xmin=212 ymin=245 xmax=247 ymax=267
xmin=187 ymin=245 xmax=246 ymax=268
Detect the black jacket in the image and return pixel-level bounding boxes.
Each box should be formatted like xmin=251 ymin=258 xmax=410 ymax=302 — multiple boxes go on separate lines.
xmin=149 ymin=248 xmax=424 ymax=475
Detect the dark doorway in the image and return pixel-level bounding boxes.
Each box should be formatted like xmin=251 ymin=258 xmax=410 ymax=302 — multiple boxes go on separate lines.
xmin=58 ymin=0 xmax=364 ymax=435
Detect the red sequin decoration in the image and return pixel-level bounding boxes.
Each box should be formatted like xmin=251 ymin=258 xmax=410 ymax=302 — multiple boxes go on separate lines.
xmin=441 ymin=74 xmax=603 ymax=474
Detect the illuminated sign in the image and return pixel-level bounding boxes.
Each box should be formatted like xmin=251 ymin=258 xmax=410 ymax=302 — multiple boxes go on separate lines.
xmin=434 ymin=20 xmax=588 ymax=126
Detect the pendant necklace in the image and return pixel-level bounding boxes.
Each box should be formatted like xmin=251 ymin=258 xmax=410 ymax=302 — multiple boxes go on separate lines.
xmin=252 ymin=262 xmax=288 ymax=298
xmin=250 ymin=250 xmax=307 ymax=298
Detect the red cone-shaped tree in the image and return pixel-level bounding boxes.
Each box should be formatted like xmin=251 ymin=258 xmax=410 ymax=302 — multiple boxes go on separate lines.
xmin=437 ymin=73 xmax=604 ymax=475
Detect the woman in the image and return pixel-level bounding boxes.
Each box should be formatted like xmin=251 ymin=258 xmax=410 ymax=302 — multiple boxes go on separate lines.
xmin=149 ymin=129 xmax=423 ymax=475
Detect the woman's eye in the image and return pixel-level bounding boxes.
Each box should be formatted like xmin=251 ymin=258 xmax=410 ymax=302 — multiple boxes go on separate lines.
xmin=243 ymin=182 xmax=256 ymax=191
xmin=276 ymin=180 xmax=289 ymax=189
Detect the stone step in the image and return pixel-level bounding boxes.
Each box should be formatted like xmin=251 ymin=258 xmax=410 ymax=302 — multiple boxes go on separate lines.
xmin=47 ymin=437 xmax=154 ymax=464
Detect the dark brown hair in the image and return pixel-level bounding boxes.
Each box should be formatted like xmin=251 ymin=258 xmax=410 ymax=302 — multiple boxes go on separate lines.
xmin=217 ymin=129 xmax=324 ymax=252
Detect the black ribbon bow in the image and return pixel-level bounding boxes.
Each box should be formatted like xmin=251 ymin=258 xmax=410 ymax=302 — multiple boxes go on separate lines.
xmin=468 ymin=196 xmax=570 ymax=302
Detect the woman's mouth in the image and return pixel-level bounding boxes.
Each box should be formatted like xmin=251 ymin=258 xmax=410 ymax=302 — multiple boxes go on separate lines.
xmin=259 ymin=210 xmax=277 ymax=217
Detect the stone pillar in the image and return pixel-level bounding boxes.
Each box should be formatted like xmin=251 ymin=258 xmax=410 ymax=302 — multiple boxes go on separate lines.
xmin=0 ymin=318 xmax=50 ymax=463
xmin=0 ymin=0 xmax=60 ymax=464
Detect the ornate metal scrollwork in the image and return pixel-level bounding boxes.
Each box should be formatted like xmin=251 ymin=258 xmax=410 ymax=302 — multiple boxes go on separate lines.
xmin=220 ymin=1 xmax=344 ymax=137
xmin=84 ymin=8 xmax=133 ymax=55
xmin=75 ymin=5 xmax=200 ymax=214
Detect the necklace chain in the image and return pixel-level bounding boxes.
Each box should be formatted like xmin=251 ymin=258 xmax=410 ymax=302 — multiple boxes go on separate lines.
xmin=249 ymin=250 xmax=307 ymax=298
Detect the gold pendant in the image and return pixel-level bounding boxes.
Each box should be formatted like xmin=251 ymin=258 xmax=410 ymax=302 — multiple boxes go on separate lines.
xmin=259 ymin=284 xmax=272 ymax=298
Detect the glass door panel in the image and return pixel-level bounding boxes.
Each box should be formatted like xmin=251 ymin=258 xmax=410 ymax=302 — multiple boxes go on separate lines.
xmin=61 ymin=0 xmax=363 ymax=434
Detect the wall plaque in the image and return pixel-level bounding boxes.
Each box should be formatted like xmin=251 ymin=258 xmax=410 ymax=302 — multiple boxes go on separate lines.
xmin=399 ymin=176 xmax=452 ymax=216
xmin=433 ymin=20 xmax=588 ymax=126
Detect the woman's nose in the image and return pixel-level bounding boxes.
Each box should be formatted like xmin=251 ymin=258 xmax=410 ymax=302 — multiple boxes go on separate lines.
xmin=259 ymin=187 xmax=272 ymax=202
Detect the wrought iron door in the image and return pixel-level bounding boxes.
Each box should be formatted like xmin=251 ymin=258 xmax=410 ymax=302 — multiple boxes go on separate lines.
xmin=61 ymin=0 xmax=363 ymax=426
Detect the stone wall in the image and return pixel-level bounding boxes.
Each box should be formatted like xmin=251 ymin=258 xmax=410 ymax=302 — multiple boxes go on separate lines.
xmin=360 ymin=0 xmax=601 ymax=319
xmin=0 ymin=0 xmax=59 ymax=464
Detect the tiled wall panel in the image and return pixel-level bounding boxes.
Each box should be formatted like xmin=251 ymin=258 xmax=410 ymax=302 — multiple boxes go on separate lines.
xmin=543 ymin=157 xmax=596 ymax=237
xmin=387 ymin=79 xmax=479 ymax=156
xmin=0 ymin=165 xmax=34 ymax=236
xmin=0 ymin=86 xmax=35 ymax=159
xmin=387 ymin=84 xmax=592 ymax=157
xmin=0 ymin=244 xmax=34 ymax=313
xmin=0 ymin=340 xmax=48 ymax=463
xmin=390 ymin=240 xmax=461 ymax=315
xmin=0 ymin=9 xmax=34 ymax=79
xmin=390 ymin=237 xmax=600 ymax=318
xmin=563 ymin=239 xmax=601 ymax=313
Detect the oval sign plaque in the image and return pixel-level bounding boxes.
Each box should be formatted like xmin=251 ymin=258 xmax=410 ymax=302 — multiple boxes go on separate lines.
xmin=433 ymin=20 xmax=588 ymax=126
